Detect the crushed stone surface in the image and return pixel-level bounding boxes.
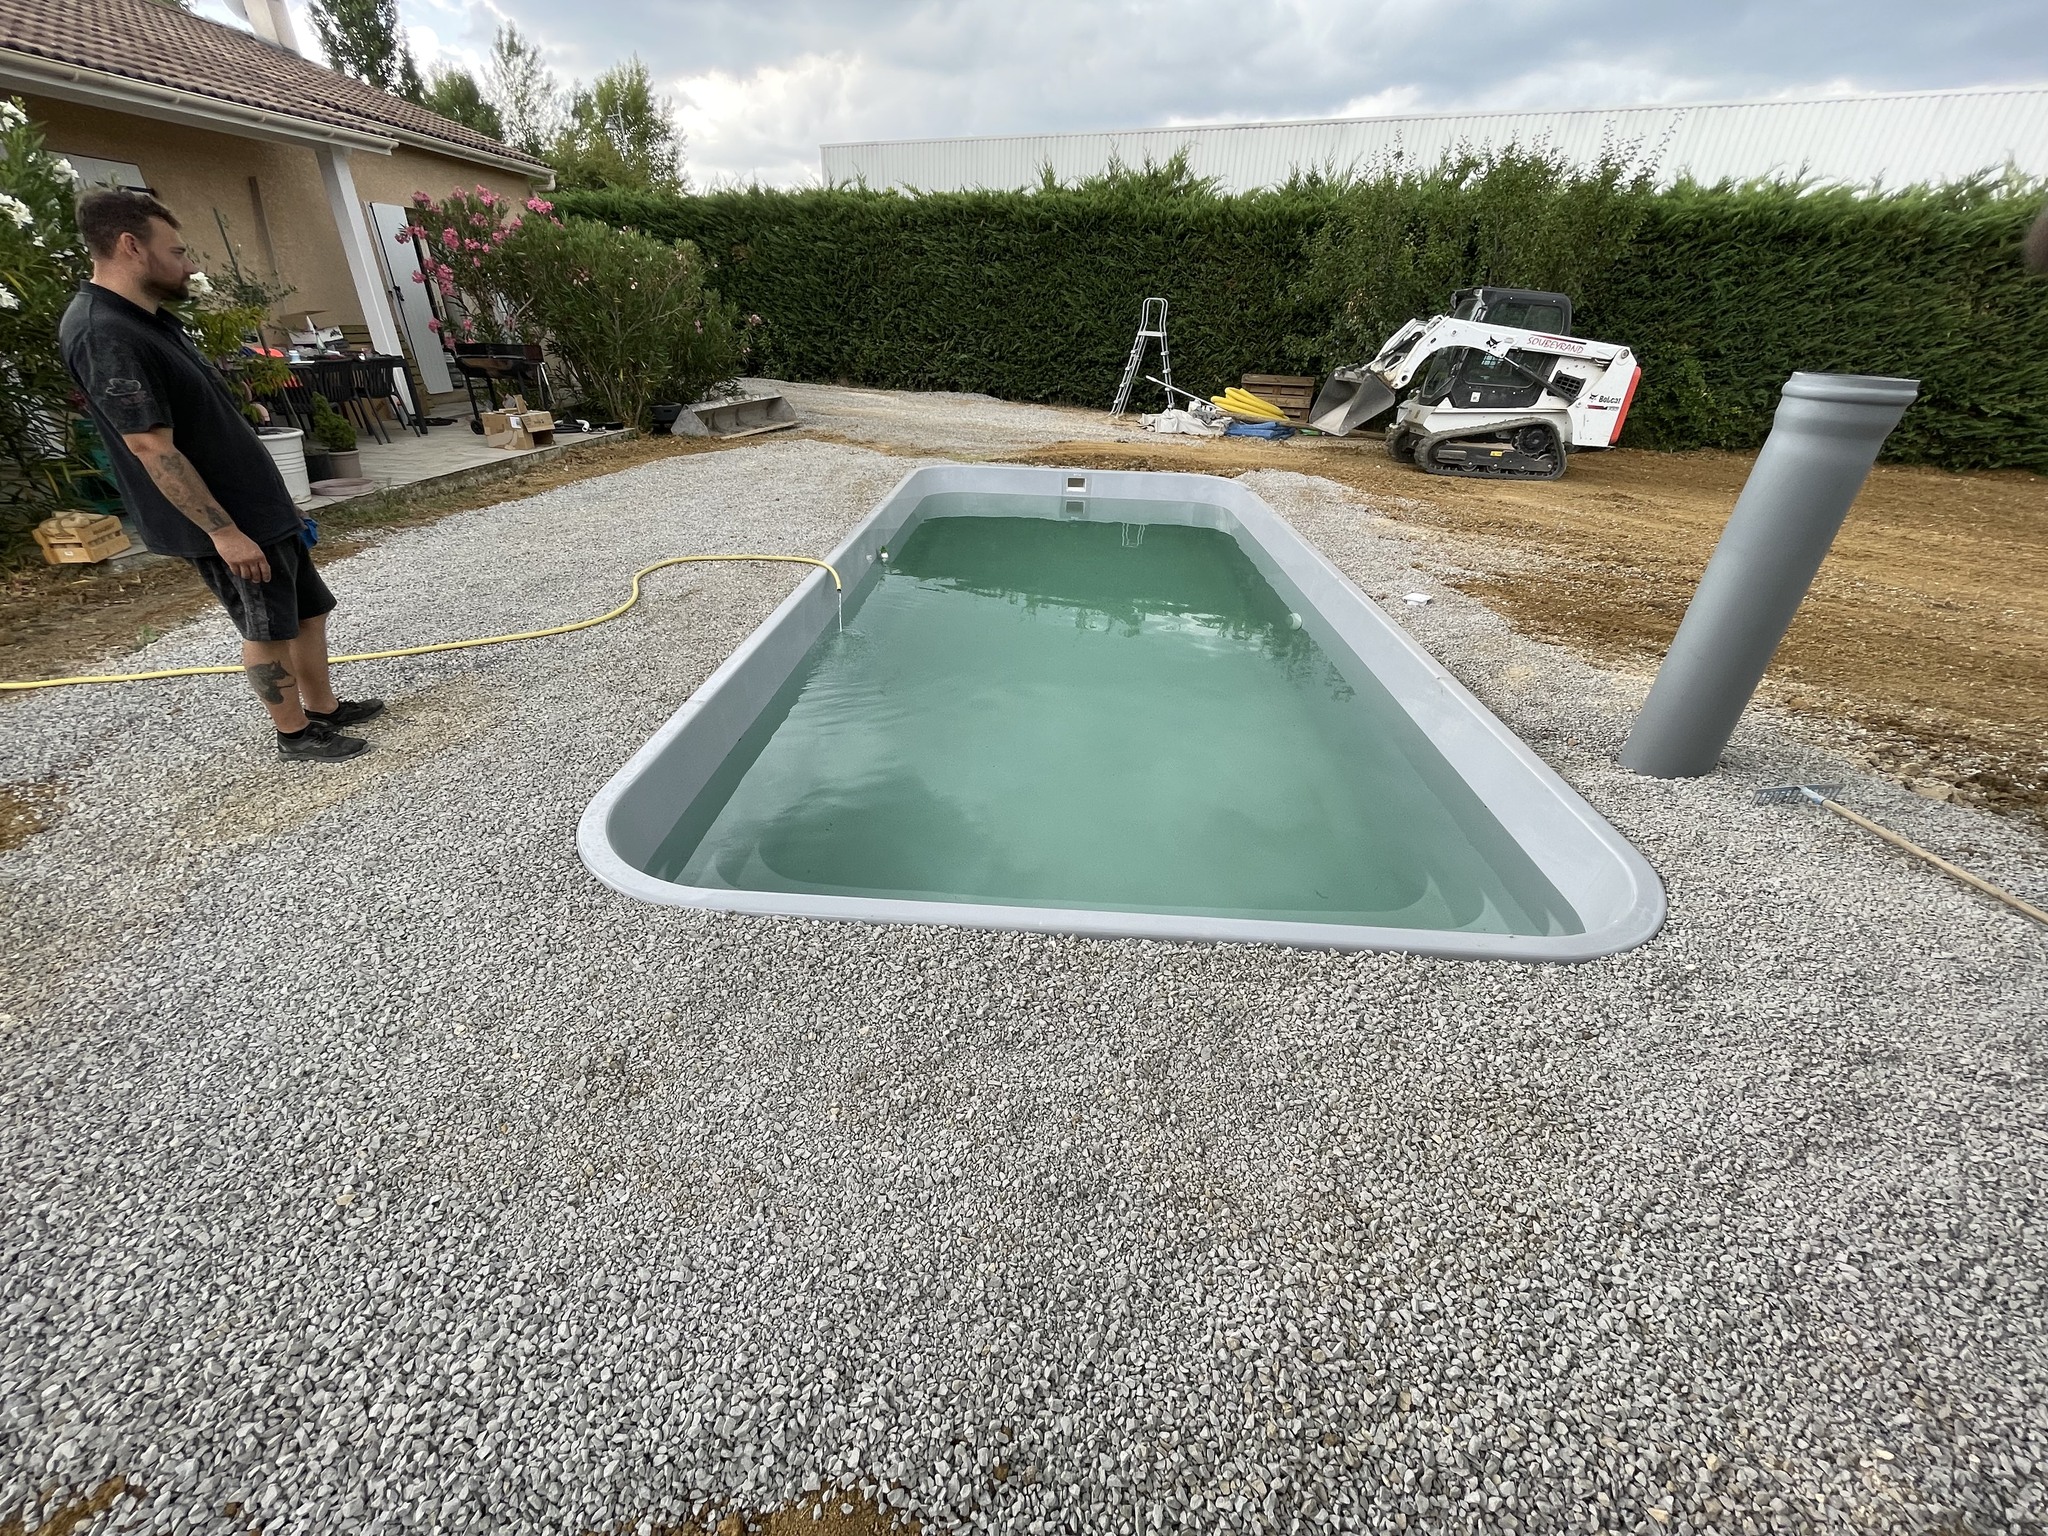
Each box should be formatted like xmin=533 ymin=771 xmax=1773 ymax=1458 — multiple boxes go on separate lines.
xmin=3 ymin=430 xmax=2046 ymax=1536
xmin=755 ymin=377 xmax=1152 ymax=457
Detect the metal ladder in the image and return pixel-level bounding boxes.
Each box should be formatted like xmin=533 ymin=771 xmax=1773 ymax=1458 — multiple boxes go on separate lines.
xmin=1109 ymin=297 xmax=1171 ymax=416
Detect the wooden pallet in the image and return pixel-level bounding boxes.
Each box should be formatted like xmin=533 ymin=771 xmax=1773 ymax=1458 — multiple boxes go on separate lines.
xmin=1242 ymin=373 xmax=1317 ymax=424
xmin=34 ymin=513 xmax=130 ymax=565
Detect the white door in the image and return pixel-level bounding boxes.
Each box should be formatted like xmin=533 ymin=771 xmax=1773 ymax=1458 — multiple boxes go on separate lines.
xmin=368 ymin=201 xmax=453 ymax=395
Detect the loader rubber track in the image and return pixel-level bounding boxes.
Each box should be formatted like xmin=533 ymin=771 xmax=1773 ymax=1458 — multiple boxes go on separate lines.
xmin=1409 ymin=420 xmax=1567 ymax=481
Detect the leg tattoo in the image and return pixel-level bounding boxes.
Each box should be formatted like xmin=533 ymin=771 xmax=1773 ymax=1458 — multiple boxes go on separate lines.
xmin=246 ymin=659 xmax=294 ymax=706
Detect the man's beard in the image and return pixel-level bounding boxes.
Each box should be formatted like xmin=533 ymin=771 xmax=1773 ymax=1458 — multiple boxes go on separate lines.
xmin=145 ymin=270 xmax=191 ymax=303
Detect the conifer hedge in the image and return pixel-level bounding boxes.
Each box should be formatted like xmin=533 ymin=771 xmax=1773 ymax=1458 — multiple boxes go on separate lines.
xmin=558 ymin=160 xmax=2048 ymax=471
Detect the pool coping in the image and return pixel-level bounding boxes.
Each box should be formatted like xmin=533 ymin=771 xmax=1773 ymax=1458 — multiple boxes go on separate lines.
xmin=578 ymin=465 xmax=1666 ymax=961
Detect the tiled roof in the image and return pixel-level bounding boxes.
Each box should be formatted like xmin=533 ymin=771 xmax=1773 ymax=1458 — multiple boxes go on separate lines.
xmin=0 ymin=0 xmax=548 ymax=172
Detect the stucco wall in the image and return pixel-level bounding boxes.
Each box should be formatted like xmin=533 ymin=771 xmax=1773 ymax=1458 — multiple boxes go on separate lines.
xmin=23 ymin=94 xmax=539 ymax=346
xmin=350 ymin=144 xmax=536 ymax=218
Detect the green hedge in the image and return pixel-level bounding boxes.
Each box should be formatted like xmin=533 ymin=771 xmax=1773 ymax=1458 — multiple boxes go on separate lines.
xmin=1586 ymin=184 xmax=2048 ymax=467
xmin=558 ymin=165 xmax=2048 ymax=471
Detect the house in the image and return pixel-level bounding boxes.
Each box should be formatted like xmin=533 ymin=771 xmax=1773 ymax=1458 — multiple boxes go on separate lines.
xmin=0 ymin=0 xmax=551 ymax=403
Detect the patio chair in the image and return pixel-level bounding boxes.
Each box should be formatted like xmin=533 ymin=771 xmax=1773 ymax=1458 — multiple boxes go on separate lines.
xmin=298 ymin=357 xmax=390 ymax=446
xmin=351 ymin=356 xmax=422 ymax=437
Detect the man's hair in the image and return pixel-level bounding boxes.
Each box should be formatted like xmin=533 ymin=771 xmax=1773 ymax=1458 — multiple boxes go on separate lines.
xmin=75 ymin=188 xmax=179 ymax=260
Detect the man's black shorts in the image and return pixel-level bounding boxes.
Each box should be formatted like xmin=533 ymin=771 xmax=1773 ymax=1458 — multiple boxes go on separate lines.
xmin=187 ymin=533 xmax=335 ymax=642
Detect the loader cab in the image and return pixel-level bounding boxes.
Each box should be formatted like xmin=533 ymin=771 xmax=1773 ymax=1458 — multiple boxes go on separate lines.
xmin=1450 ymin=287 xmax=1573 ymax=336
xmin=1421 ymin=288 xmax=1577 ymax=412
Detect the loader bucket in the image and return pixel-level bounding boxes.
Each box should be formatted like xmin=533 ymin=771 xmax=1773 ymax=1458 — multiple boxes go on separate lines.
xmin=1308 ymin=369 xmax=1397 ymax=437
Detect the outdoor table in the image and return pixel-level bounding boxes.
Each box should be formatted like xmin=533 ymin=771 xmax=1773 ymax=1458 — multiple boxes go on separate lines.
xmin=283 ymin=354 xmax=424 ymax=441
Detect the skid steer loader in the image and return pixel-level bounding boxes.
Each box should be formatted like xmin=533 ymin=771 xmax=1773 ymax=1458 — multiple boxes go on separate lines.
xmin=1308 ymin=287 xmax=1640 ymax=479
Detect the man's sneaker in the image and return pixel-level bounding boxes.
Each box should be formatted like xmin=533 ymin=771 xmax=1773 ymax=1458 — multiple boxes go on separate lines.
xmin=307 ymin=697 xmax=385 ymax=729
xmin=278 ymin=719 xmax=369 ymax=761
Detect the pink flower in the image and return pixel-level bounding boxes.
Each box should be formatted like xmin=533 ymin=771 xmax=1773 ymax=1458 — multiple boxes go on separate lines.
xmin=525 ymin=197 xmax=553 ymax=214
xmin=442 ymin=227 xmax=459 ymax=247
xmin=427 ymin=318 xmax=442 ymax=332
xmin=508 ymin=217 xmax=523 ymax=232
xmin=409 ymin=269 xmax=425 ymax=283
xmin=395 ymin=228 xmax=413 ymax=244
xmin=478 ymin=188 xmax=499 ymax=206
xmin=470 ymin=213 xmax=488 ymax=228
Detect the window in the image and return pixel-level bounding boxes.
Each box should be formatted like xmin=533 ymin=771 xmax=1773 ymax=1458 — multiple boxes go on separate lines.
xmin=52 ymin=153 xmax=149 ymax=191
xmin=1450 ymin=349 xmax=1559 ymax=412
xmin=1481 ymin=296 xmax=1568 ymax=334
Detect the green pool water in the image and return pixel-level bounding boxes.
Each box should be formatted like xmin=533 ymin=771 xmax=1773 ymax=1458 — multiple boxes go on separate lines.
xmin=647 ymin=499 xmax=1580 ymax=935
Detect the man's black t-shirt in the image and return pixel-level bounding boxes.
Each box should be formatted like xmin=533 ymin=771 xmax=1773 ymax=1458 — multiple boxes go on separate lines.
xmin=59 ymin=282 xmax=301 ymax=559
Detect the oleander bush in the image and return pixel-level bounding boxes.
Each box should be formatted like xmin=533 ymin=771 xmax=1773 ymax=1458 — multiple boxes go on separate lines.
xmin=492 ymin=214 xmax=741 ymax=428
xmin=397 ymin=185 xmax=745 ymax=427
xmin=0 ymin=96 xmax=93 ymax=557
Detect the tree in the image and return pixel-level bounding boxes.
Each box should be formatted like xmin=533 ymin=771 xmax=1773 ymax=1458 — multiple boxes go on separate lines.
xmin=486 ymin=24 xmax=562 ymax=159
xmin=308 ymin=0 xmax=423 ymax=101
xmin=419 ymin=66 xmax=504 ymax=140
xmin=551 ymin=57 xmax=685 ymax=195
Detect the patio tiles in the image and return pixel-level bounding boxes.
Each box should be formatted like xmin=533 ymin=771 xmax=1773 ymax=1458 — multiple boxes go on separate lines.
xmin=306 ymin=421 xmax=631 ymax=504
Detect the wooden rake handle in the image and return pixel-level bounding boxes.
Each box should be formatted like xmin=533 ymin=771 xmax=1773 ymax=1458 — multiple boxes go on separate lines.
xmin=1818 ymin=796 xmax=2048 ymax=927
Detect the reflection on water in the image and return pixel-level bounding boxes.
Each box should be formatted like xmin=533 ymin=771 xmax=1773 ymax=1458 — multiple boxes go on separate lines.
xmin=646 ymin=503 xmax=1580 ymax=935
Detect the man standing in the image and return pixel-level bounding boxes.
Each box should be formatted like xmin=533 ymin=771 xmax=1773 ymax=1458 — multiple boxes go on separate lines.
xmin=60 ymin=189 xmax=381 ymax=760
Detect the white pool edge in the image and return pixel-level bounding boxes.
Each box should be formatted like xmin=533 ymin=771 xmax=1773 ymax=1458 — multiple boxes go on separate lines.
xmin=578 ymin=465 xmax=1666 ymax=962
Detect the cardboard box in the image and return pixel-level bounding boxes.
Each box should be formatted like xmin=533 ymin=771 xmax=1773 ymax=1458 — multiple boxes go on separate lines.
xmin=482 ymin=407 xmax=555 ymax=451
xmin=34 ymin=512 xmax=131 ymax=565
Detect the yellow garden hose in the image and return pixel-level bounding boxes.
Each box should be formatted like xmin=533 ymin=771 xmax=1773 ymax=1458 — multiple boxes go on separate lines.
xmin=0 ymin=554 xmax=843 ymax=693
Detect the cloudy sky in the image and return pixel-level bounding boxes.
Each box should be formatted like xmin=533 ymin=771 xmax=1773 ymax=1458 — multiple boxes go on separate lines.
xmin=196 ymin=0 xmax=2048 ymax=186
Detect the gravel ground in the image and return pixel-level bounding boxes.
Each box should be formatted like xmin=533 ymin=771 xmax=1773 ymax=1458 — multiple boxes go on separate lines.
xmin=3 ymin=431 xmax=2046 ymax=1536
xmin=757 ymin=378 xmax=1151 ymax=456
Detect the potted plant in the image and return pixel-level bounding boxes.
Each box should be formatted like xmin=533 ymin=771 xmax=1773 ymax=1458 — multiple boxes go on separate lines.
xmin=307 ymin=393 xmax=359 ymax=479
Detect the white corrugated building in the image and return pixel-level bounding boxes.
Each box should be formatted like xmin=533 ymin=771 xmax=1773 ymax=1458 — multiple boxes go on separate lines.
xmin=821 ymin=85 xmax=2048 ymax=194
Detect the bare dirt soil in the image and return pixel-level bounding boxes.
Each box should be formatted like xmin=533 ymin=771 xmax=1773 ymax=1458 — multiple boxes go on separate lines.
xmin=0 ymin=1481 xmax=912 ymax=1536
xmin=1004 ymin=437 xmax=2048 ymax=826
xmin=0 ymin=431 xmax=732 ymax=690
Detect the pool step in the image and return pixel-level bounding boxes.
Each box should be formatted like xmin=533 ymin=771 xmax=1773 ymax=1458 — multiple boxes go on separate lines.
xmin=669 ymin=393 xmax=801 ymax=439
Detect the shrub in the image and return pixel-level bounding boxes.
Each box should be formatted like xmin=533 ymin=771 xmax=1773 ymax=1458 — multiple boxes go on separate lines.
xmin=175 ymin=281 xmax=293 ymax=423
xmin=307 ymin=392 xmax=356 ymax=452
xmin=0 ymin=96 xmax=92 ymax=557
xmin=494 ymin=215 xmax=740 ymax=427
xmin=558 ymin=160 xmax=2048 ymax=471
xmin=396 ymin=185 xmax=558 ymax=345
xmin=1291 ymin=150 xmax=1655 ymax=365
xmin=558 ymin=168 xmax=1336 ymax=410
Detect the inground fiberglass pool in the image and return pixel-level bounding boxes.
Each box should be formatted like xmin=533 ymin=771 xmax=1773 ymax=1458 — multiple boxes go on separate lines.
xmin=579 ymin=466 xmax=1664 ymax=959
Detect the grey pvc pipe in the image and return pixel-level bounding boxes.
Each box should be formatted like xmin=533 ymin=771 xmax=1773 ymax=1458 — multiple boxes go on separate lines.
xmin=1619 ymin=372 xmax=1918 ymax=778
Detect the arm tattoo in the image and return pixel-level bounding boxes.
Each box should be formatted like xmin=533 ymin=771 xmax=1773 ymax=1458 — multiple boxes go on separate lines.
xmin=245 ymin=660 xmax=293 ymax=705
xmin=140 ymin=446 xmax=234 ymax=534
